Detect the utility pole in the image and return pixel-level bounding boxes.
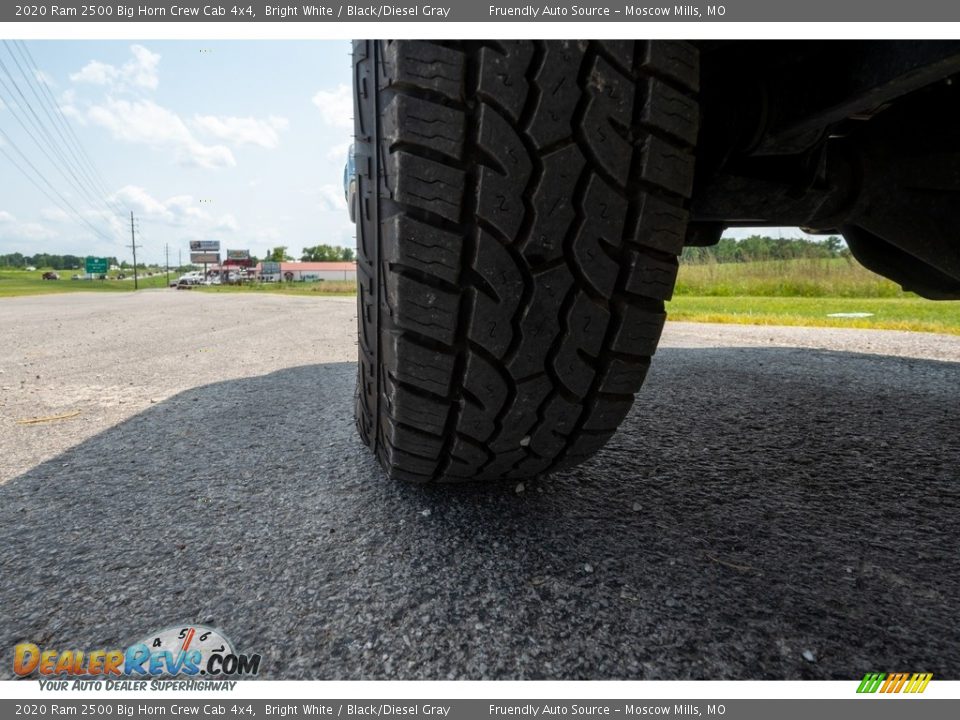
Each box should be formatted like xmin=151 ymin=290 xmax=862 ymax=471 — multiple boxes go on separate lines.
xmin=165 ymin=243 xmax=170 ymax=287
xmin=129 ymin=211 xmax=142 ymax=290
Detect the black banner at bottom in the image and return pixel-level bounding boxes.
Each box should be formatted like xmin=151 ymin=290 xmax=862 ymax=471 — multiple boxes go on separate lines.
xmin=0 ymin=699 xmax=958 ymax=720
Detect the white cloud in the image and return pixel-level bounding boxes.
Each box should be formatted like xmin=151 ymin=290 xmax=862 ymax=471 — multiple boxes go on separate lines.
xmin=0 ymin=211 xmax=56 ymax=240
xmin=70 ymin=60 xmax=115 ymax=86
xmin=40 ymin=207 xmax=71 ymax=223
xmin=105 ymin=188 xmax=246 ymax=244
xmin=250 ymin=227 xmax=281 ymax=245
xmin=326 ymin=140 xmax=352 ymax=162
xmin=213 ymin=214 xmax=238 ymax=232
xmin=34 ymin=69 xmax=56 ymax=87
xmin=70 ymin=44 xmax=161 ymax=91
xmin=178 ymin=142 xmax=235 ymax=169
xmin=18 ymin=222 xmax=57 ymax=240
xmin=298 ymin=184 xmax=354 ymax=247
xmin=81 ymin=208 xmax=126 ymax=239
xmin=110 ymin=186 xmax=169 ymax=216
xmin=58 ymin=89 xmax=82 ymax=122
xmin=193 ymin=114 xmax=289 ymax=149
xmin=125 ymin=45 xmax=161 ymax=90
xmin=311 ymin=84 xmax=352 ymax=129
xmin=163 ymin=194 xmax=204 ymax=219
xmin=88 ymin=98 xmax=235 ymax=169
xmin=311 ymin=184 xmax=348 ymax=212
xmin=109 ymin=186 xmax=206 ymax=226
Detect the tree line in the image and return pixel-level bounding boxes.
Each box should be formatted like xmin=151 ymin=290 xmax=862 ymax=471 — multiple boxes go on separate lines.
xmin=1 ymin=244 xmax=358 ymax=269
xmin=681 ymin=235 xmax=848 ymax=263
xmin=265 ymin=245 xmax=356 ymax=262
xmin=0 ymin=253 xmax=120 ymax=270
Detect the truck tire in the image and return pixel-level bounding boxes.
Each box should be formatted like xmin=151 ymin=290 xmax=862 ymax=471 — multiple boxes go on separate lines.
xmin=353 ymin=40 xmax=699 ymax=482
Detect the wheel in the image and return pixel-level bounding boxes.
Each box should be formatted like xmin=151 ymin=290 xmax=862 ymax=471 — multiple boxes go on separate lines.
xmin=353 ymin=40 xmax=699 ymax=482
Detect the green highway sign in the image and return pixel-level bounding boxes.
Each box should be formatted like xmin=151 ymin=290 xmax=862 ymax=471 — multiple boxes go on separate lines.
xmin=85 ymin=257 xmax=108 ymax=274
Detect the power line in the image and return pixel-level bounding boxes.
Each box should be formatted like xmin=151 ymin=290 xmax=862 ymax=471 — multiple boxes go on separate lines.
xmin=0 ymin=87 xmax=122 ymax=244
xmin=12 ymin=41 xmax=126 ymax=219
xmin=0 ymin=49 xmax=123 ymax=230
xmin=0 ymin=59 xmax=106 ymax=215
xmin=0 ymin=126 xmax=120 ymax=245
xmin=0 ymin=43 xmax=129 ymax=254
xmin=3 ymin=42 xmax=109 ymax=209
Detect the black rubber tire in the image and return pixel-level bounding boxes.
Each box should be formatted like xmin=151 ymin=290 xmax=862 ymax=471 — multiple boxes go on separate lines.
xmin=353 ymin=40 xmax=699 ymax=482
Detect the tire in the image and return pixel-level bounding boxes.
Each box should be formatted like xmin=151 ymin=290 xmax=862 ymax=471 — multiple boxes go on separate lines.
xmin=353 ymin=40 xmax=699 ymax=482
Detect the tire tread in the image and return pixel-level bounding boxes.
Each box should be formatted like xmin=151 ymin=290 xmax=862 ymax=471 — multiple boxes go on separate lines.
xmin=354 ymin=40 xmax=698 ymax=481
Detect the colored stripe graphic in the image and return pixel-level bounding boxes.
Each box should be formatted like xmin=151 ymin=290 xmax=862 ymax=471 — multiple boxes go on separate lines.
xmin=857 ymin=672 xmax=886 ymax=693
xmin=887 ymin=673 xmax=907 ymax=692
xmin=858 ymin=672 xmax=932 ymax=693
xmin=905 ymin=673 xmax=933 ymax=693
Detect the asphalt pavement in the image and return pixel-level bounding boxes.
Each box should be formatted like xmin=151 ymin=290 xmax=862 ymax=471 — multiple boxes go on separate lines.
xmin=0 ymin=291 xmax=958 ymax=679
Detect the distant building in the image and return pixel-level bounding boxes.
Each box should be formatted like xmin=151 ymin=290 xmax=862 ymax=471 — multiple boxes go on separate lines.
xmin=256 ymin=261 xmax=357 ymax=282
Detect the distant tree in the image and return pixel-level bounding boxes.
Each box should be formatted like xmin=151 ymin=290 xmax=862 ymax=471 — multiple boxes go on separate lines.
xmin=301 ymin=244 xmax=356 ymax=262
xmin=681 ymin=234 xmax=847 ymax=264
xmin=266 ymin=246 xmax=293 ymax=262
xmin=0 ymin=252 xmax=26 ymax=267
xmin=823 ymin=235 xmax=845 ymax=254
xmin=301 ymin=244 xmax=335 ymax=261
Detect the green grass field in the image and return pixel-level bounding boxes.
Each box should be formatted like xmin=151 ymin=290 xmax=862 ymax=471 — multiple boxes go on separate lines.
xmin=672 ymin=257 xmax=960 ymax=334
xmin=668 ymin=296 xmax=960 ymax=335
xmin=0 ymin=269 xmax=171 ymax=296
xmin=674 ymin=256 xmax=907 ymax=298
xmin=0 ymin=270 xmax=357 ymax=298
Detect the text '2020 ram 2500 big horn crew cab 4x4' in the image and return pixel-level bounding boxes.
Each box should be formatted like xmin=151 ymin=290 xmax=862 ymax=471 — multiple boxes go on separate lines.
xmin=348 ymin=40 xmax=960 ymax=483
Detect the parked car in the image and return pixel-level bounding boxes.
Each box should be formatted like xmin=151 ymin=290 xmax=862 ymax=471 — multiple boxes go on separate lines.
xmin=41 ymin=272 xmax=59 ymax=280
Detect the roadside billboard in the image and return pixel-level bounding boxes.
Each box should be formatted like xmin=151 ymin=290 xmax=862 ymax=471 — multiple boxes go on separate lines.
xmin=190 ymin=252 xmax=220 ymax=264
xmin=226 ymin=249 xmax=250 ymax=260
xmin=189 ymin=240 xmax=220 ymax=252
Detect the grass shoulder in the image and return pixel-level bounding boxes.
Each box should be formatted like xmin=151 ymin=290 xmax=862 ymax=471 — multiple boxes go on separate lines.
xmin=0 ymin=269 xmax=171 ymax=297
xmin=668 ymin=296 xmax=960 ymax=335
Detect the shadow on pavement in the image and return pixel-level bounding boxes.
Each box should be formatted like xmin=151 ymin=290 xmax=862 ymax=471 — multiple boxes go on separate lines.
xmin=0 ymin=348 xmax=958 ymax=680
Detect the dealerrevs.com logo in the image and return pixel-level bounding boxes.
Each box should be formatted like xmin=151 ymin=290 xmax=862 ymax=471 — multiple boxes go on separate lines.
xmin=14 ymin=626 xmax=261 ymax=680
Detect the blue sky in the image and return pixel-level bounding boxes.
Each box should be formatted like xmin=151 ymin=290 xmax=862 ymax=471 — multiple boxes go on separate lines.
xmin=0 ymin=40 xmax=354 ymax=265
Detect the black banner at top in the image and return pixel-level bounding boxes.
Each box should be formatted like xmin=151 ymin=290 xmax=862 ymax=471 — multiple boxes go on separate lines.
xmin=4 ymin=1 xmax=960 ymax=22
